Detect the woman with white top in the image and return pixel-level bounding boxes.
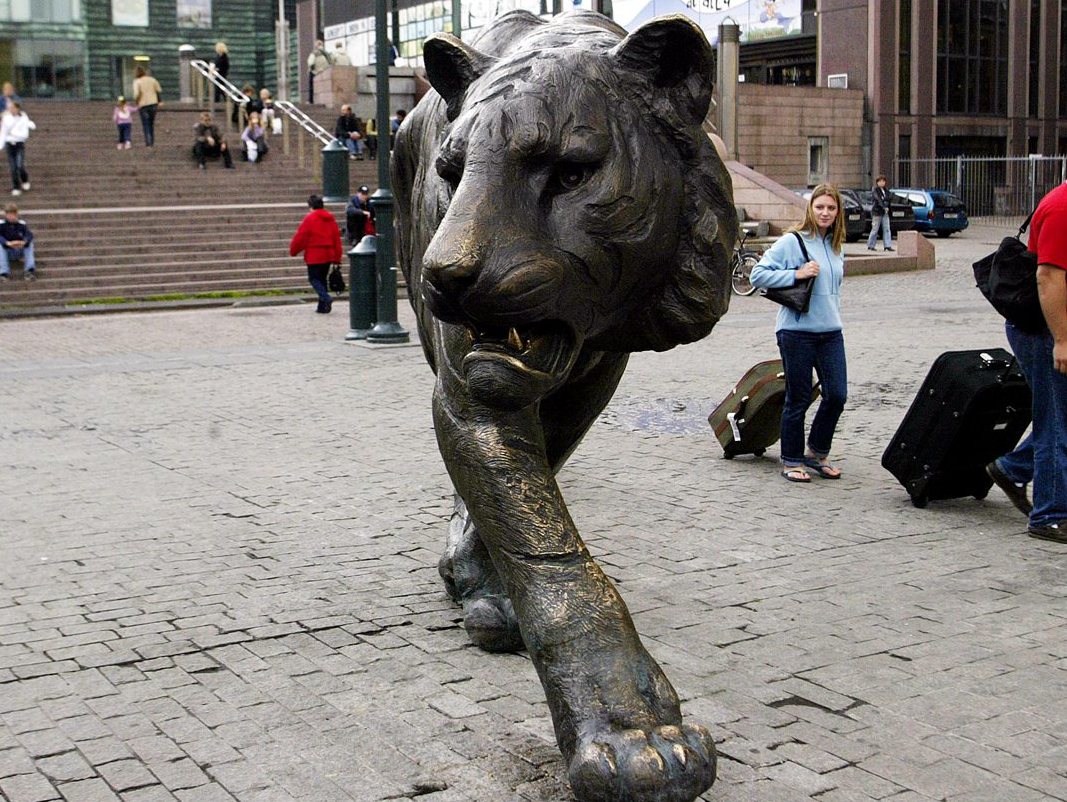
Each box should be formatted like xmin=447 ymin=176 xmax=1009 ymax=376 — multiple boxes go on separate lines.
xmin=0 ymin=101 xmax=35 ymax=197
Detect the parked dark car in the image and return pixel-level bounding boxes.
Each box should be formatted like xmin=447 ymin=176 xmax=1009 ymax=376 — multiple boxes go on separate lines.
xmin=793 ymin=188 xmax=869 ymax=242
xmin=843 ymin=188 xmax=916 ymax=234
xmin=891 ymin=188 xmax=970 ymax=237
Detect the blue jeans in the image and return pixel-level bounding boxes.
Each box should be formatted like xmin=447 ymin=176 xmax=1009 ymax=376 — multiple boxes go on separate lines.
xmin=0 ymin=242 xmax=35 ymax=275
xmin=995 ymin=322 xmax=1067 ymax=527
xmin=342 ymin=137 xmax=364 ymax=156
xmin=117 ymin=123 xmax=132 ymax=144
xmin=307 ymin=263 xmax=332 ymax=308
xmin=138 ymin=104 xmax=157 ymax=146
xmin=867 ymin=212 xmax=892 ymax=249
xmin=776 ymin=329 xmax=848 ymax=465
xmin=6 ymin=142 xmax=27 ymax=189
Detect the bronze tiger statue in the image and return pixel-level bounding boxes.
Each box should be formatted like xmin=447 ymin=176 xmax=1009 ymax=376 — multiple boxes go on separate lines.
xmin=392 ymin=10 xmax=737 ymax=801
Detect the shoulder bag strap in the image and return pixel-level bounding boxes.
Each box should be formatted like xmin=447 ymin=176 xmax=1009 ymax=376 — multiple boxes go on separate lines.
xmin=791 ymin=231 xmax=813 ymax=263
xmin=1018 ymin=208 xmax=1037 ymax=236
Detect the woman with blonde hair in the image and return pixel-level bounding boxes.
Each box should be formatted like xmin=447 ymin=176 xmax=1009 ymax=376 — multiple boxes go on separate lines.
xmin=750 ymin=184 xmax=848 ymax=483
xmin=210 ymin=42 xmax=229 ymax=102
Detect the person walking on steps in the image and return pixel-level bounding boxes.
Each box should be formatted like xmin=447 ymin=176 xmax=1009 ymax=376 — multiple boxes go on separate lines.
xmin=751 ymin=184 xmax=849 ymax=483
xmin=985 ymin=182 xmax=1067 ymax=543
xmin=132 ymin=66 xmax=162 ymax=147
xmin=1 ymin=101 xmax=34 ymax=197
xmin=289 ymin=194 xmax=342 ymax=313
xmin=867 ymin=175 xmax=894 ymax=252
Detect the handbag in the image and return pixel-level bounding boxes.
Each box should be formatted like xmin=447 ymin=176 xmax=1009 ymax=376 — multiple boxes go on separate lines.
xmin=271 ymin=116 xmax=282 ymax=135
xmin=761 ymin=232 xmax=816 ymax=314
xmin=327 ymin=263 xmax=346 ymax=293
xmin=972 ymin=210 xmax=1048 ymax=334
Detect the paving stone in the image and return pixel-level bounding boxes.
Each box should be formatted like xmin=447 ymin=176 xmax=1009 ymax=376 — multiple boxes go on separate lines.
xmin=0 ymin=771 xmax=61 ymax=802
xmin=55 ymin=777 xmax=122 ymax=801
xmin=94 ymin=760 xmax=158 ymax=793
xmin=35 ymin=752 xmax=96 ymax=783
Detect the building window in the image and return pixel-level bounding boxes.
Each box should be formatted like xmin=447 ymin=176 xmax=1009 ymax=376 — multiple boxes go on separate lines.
xmin=0 ymin=38 xmax=84 ymax=98
xmin=936 ymin=0 xmax=1009 ymax=115
xmin=898 ymin=0 xmax=911 ymax=114
xmin=807 ymin=136 xmax=828 ymax=186
xmin=1 ymin=0 xmax=80 ymax=21
xmin=1061 ymin=0 xmax=1067 ymax=116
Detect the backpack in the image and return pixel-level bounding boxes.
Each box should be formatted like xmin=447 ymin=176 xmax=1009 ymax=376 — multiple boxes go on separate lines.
xmin=972 ymin=210 xmax=1048 ymax=334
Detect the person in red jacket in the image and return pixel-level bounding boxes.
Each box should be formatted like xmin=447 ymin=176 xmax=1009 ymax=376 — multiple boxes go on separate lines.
xmin=290 ymin=194 xmax=342 ymax=313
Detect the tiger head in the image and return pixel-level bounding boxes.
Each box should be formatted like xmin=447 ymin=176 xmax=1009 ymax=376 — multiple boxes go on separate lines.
xmin=419 ymin=13 xmax=737 ymax=408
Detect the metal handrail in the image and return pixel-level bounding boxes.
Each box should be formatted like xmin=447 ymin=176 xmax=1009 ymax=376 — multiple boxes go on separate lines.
xmin=189 ymin=59 xmax=248 ymax=105
xmin=275 ymin=100 xmax=335 ymax=147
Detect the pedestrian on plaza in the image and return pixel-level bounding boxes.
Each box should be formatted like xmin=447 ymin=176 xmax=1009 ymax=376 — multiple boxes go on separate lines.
xmin=866 ymin=175 xmax=894 ymax=252
xmin=332 ymin=41 xmax=352 ymax=66
xmin=113 ymin=95 xmax=134 ymax=150
xmin=345 ymin=185 xmax=374 ymax=244
xmin=240 ymin=111 xmax=268 ymax=163
xmin=0 ymin=82 xmax=21 ymax=115
xmin=334 ymin=104 xmax=365 ymax=159
xmin=192 ymin=111 xmax=234 ymax=169
xmin=750 ymin=183 xmax=848 ymax=483
xmin=1 ymin=101 xmax=34 ymax=197
xmin=290 ymin=194 xmax=342 ymax=313
xmin=132 ymin=66 xmax=162 ymax=147
xmin=0 ymin=202 xmax=36 ymax=280
xmin=985 ymin=182 xmax=1067 ymax=543
xmin=307 ymin=39 xmax=331 ymax=105
xmin=211 ymin=42 xmax=230 ymax=103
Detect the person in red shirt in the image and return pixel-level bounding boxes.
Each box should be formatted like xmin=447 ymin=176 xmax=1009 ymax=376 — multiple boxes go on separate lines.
xmin=987 ymin=182 xmax=1067 ymax=543
xmin=290 ymin=194 xmax=342 ymax=314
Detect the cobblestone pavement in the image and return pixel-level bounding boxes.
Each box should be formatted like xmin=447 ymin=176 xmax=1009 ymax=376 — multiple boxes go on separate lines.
xmin=2 ymin=227 xmax=1066 ymax=802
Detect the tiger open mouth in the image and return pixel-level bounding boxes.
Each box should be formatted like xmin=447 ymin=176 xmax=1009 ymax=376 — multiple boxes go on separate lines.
xmin=461 ymin=321 xmax=576 ymax=380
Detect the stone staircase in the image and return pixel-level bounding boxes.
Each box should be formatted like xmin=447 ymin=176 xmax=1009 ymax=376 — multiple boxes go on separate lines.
xmin=0 ymin=101 xmax=383 ymax=310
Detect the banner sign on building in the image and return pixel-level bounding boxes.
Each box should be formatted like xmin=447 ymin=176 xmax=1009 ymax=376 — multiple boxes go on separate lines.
xmin=112 ymin=0 xmax=149 ymax=26
xmin=613 ymin=0 xmax=802 ymax=44
xmin=177 ymin=0 xmax=212 ymax=29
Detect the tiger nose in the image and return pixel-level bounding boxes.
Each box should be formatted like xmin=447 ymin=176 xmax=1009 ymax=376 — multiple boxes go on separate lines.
xmin=422 ymin=235 xmax=483 ymax=300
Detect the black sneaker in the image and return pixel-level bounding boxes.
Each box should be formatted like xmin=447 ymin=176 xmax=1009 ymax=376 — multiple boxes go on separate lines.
xmin=0 ymin=273 xmax=8 ymax=280
xmin=986 ymin=461 xmax=1032 ymax=515
xmin=884 ymin=247 xmax=894 ymax=251
xmin=1029 ymin=523 xmax=1067 ymax=543
xmin=24 ymin=271 xmax=35 ymax=281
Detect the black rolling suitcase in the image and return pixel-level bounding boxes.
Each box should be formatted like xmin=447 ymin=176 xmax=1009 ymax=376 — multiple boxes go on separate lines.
xmin=882 ymin=348 xmax=1032 ymax=508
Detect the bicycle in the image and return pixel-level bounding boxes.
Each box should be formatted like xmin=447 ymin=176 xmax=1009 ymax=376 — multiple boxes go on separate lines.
xmin=730 ymin=229 xmax=761 ymax=296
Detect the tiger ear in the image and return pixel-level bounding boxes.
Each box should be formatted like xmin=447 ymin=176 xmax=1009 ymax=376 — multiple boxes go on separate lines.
xmin=423 ymin=34 xmax=495 ymax=120
xmin=609 ymin=15 xmax=713 ymax=124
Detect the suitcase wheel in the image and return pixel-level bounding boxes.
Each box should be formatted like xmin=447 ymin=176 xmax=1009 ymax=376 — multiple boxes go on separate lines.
xmin=753 ymin=448 xmax=766 ymax=457
xmin=911 ymin=495 xmax=928 ymax=509
xmin=973 ymin=488 xmax=988 ymax=500
xmin=723 ymin=451 xmax=735 ymax=460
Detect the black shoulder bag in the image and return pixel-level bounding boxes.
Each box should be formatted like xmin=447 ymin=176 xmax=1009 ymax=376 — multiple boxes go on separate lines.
xmin=328 ymin=263 xmax=346 ymax=294
xmin=972 ymin=210 xmax=1048 ymax=334
xmin=761 ymin=232 xmax=816 ymax=314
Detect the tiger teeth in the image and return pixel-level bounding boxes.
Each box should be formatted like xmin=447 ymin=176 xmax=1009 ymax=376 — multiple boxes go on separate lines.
xmin=507 ymin=327 xmax=523 ymax=351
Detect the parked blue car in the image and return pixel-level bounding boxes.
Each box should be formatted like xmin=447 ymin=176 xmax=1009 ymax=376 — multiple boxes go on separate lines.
xmin=891 ymin=188 xmax=969 ymax=237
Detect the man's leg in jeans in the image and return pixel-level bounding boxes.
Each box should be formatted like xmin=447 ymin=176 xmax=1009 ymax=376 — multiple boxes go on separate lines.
xmin=881 ymin=213 xmax=892 ymax=249
xmin=220 ymin=144 xmax=234 ymax=168
xmin=21 ymin=243 xmax=33 ymax=275
xmin=1005 ymin=324 xmax=1066 ymax=528
xmin=0 ymin=245 xmax=10 ymax=277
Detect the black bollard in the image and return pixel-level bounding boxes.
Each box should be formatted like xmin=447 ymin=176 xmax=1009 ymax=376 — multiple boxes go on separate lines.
xmin=346 ymin=236 xmax=377 ymax=341
xmin=321 ymin=139 xmax=350 ymax=203
xmin=366 ymin=188 xmax=410 ymax=344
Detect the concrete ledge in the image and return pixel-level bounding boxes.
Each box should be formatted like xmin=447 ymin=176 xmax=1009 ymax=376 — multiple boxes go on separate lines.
xmin=844 ymin=231 xmax=935 ymax=276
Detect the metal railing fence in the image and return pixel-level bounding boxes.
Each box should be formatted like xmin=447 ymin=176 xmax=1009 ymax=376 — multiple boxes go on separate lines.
xmin=895 ymin=155 xmax=1067 ymax=226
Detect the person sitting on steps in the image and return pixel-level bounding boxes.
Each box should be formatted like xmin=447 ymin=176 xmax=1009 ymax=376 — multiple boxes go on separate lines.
xmin=241 ymin=111 xmax=268 ymax=163
xmin=192 ymin=112 xmax=233 ymax=169
xmin=0 ymin=202 xmax=36 ymax=280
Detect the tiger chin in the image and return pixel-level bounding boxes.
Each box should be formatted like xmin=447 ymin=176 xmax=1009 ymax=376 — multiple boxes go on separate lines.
xmin=392 ymin=9 xmax=737 ymax=802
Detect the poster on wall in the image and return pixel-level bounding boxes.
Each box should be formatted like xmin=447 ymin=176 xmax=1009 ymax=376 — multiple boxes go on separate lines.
xmin=612 ymin=0 xmax=802 ymax=44
xmin=177 ymin=0 xmax=212 ymax=29
xmin=112 ymin=0 xmax=148 ymax=26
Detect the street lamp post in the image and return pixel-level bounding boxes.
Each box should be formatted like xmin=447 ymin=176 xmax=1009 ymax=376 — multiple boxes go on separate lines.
xmin=276 ymin=0 xmax=289 ymax=101
xmin=366 ymin=0 xmax=409 ymax=344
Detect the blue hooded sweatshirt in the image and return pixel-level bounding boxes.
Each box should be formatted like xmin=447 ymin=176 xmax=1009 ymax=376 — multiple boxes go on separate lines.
xmin=750 ymin=229 xmax=844 ymax=333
